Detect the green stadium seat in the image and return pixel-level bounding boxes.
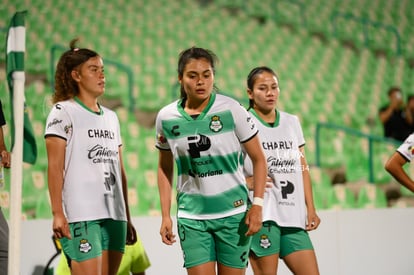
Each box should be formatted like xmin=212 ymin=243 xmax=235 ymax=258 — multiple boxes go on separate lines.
xmin=310 ymin=166 xmax=332 ymax=188
xmin=400 ymin=185 xmax=414 ymax=197
xmin=313 ymin=183 xmax=333 ymax=210
xmin=35 ymin=190 xmax=52 ymax=219
xmin=326 ymin=184 xmax=356 ymax=210
xmin=356 ymin=183 xmax=388 ymax=208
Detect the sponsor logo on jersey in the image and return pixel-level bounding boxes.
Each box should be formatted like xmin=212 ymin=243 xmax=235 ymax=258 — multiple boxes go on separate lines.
xmin=188 ymin=168 xmax=223 ymax=178
xmin=259 ymin=234 xmax=271 ymax=249
xmin=104 ymin=171 xmax=116 ymax=191
xmin=64 ymin=124 xmax=73 ymax=134
xmin=79 ymin=239 xmax=92 ymax=253
xmin=275 ymin=179 xmax=296 ymax=205
xmin=267 ymin=156 xmax=297 ymax=174
xmin=188 ymin=134 xmax=211 ymax=158
xmin=187 ymin=134 xmax=223 ymax=178
xmin=262 ymin=140 xmax=293 ymax=150
xmin=191 ymin=159 xmax=212 ymax=165
xmin=47 ymin=118 xmax=63 ymax=129
xmin=280 ymin=180 xmax=295 ymax=199
xmin=209 ymin=115 xmax=223 ymax=132
xmin=88 ymin=129 xmax=115 ymax=139
xmin=247 ymin=116 xmax=256 ymax=130
xmin=171 ymin=125 xmax=180 ymax=136
xmin=88 ymin=144 xmax=118 ymax=164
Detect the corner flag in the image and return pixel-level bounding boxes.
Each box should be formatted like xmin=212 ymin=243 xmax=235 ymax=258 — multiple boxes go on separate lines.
xmin=6 ymin=10 xmax=37 ymax=164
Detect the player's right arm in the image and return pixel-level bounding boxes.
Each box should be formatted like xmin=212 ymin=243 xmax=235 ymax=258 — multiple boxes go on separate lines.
xmin=243 ymin=134 xmax=266 ymax=236
xmin=46 ymin=136 xmax=71 ymax=239
xmin=157 ymin=149 xmax=176 ymax=245
xmin=385 ymin=152 xmax=414 ymax=192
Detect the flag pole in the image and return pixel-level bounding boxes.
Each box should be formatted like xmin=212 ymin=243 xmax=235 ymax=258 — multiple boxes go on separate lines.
xmin=6 ymin=10 xmax=39 ymax=274
xmin=6 ymin=11 xmax=28 ymax=275
xmin=8 ymin=71 xmax=25 ymax=275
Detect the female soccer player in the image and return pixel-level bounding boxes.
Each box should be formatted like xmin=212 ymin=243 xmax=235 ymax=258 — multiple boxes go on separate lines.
xmin=244 ymin=66 xmax=320 ymax=275
xmin=155 ymin=47 xmax=267 ymax=275
xmin=45 ymin=38 xmax=136 ymax=275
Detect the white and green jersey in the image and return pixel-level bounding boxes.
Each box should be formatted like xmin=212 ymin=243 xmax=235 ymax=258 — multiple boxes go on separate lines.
xmin=155 ymin=93 xmax=258 ymax=220
xmin=244 ymin=109 xmax=307 ymax=229
xmin=44 ymin=98 xmax=127 ymax=223
xmin=397 ymin=133 xmax=414 ymax=161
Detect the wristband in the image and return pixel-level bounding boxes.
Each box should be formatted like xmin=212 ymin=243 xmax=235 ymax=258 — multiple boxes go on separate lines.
xmin=252 ymin=197 xmax=264 ymax=207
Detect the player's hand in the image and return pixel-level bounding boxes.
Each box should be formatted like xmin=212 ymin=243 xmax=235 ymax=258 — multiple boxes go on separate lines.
xmin=160 ymin=217 xmax=176 ymax=245
xmin=245 ymin=205 xmax=262 ymax=236
xmin=1 ymin=151 xmax=10 ymax=168
xmin=53 ymin=212 xmax=71 ymax=240
xmin=126 ymin=221 xmax=137 ymax=245
xmin=306 ymin=211 xmax=321 ymax=231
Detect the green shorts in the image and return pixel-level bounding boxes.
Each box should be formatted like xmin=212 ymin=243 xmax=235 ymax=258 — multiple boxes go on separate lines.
xmin=250 ymin=221 xmax=314 ymax=258
xmin=177 ymin=212 xmax=251 ymax=269
xmin=56 ymin=232 xmax=150 ymax=274
xmin=60 ymin=219 xmax=127 ymax=263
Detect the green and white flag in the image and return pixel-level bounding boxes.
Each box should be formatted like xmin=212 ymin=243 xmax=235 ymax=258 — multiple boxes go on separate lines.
xmin=6 ymin=10 xmax=37 ymax=164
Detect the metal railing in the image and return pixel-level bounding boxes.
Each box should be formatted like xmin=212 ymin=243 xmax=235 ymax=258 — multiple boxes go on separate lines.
xmin=315 ymin=122 xmax=400 ymax=183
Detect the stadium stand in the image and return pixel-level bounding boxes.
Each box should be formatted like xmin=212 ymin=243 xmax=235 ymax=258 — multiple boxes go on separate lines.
xmin=1 ymin=0 xmax=414 ymax=218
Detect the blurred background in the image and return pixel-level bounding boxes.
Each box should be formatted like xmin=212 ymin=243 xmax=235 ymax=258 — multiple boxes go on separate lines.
xmin=1 ymin=0 xmax=414 ymax=221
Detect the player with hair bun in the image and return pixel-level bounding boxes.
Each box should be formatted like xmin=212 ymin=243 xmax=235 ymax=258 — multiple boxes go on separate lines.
xmin=45 ymin=38 xmax=137 ymax=275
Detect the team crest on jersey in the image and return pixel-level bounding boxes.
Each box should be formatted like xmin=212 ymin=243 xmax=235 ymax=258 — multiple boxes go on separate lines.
xmin=259 ymin=234 xmax=271 ymax=249
xmin=209 ymin=115 xmax=223 ymax=132
xmin=79 ymin=239 xmax=92 ymax=253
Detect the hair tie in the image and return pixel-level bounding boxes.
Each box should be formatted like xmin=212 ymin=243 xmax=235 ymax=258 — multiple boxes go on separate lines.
xmin=73 ymin=48 xmax=79 ymax=52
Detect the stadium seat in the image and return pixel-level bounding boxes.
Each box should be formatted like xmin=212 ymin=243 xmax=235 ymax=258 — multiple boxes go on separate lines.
xmin=326 ymin=184 xmax=356 ymax=210
xmin=35 ymin=190 xmax=52 ymax=219
xmin=356 ymin=183 xmax=388 ymax=208
xmin=313 ymin=183 xmax=333 ymax=210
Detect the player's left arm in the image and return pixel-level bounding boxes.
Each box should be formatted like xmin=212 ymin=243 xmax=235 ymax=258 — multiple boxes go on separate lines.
xmin=243 ymin=134 xmax=266 ymax=236
xmin=300 ymin=146 xmax=321 ymax=231
xmin=385 ymin=152 xmax=414 ymax=192
xmin=119 ymin=146 xmax=137 ymax=244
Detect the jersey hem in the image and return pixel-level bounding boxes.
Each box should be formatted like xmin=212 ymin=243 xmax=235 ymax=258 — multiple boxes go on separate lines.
xmin=177 ymin=206 xmax=247 ymax=220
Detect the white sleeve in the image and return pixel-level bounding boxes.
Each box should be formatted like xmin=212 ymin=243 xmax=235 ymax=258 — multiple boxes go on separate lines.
xmin=233 ymin=104 xmax=258 ymax=143
xmin=155 ymin=109 xmax=170 ymax=150
xmin=397 ymin=134 xmax=414 ymax=162
xmin=113 ymin=112 xmax=122 ymax=146
xmin=44 ymin=103 xmax=72 ymax=141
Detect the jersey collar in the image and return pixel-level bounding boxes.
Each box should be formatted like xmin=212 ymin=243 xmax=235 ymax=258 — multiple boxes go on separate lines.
xmin=74 ymin=97 xmax=103 ymax=115
xmin=250 ymin=108 xmax=280 ymax=128
xmin=177 ymin=93 xmax=216 ymax=121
